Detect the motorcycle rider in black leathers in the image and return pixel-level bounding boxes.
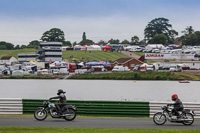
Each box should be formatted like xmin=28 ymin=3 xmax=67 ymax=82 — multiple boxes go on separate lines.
xmin=168 ymin=94 xmax=183 ymax=118
xmin=49 ymin=89 xmax=67 ymax=115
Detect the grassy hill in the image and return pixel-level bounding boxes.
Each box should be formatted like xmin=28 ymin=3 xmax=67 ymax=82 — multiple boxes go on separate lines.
xmin=62 ymin=50 xmax=128 ymax=62
xmin=0 ymin=49 xmax=36 ymax=59
xmin=0 ymin=49 xmax=128 ymax=62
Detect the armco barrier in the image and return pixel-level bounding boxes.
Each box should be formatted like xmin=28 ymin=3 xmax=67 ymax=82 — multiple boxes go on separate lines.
xmin=150 ymin=101 xmax=200 ymax=118
xmin=23 ymin=99 xmax=149 ymax=117
xmin=0 ymin=98 xmax=23 ymax=114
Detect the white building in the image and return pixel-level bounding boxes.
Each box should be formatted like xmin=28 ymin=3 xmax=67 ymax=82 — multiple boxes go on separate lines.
xmin=37 ymin=42 xmax=62 ymax=62
xmin=0 ymin=56 xmax=18 ymax=65
xmin=18 ymin=53 xmax=38 ymax=63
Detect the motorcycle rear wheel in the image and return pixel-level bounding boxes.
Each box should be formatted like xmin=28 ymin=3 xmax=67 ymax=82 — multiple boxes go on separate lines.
xmin=153 ymin=112 xmax=166 ymax=125
xmin=34 ymin=109 xmax=48 ymax=121
xmin=182 ymin=113 xmax=194 ymax=125
xmin=63 ymin=109 xmax=76 ymax=121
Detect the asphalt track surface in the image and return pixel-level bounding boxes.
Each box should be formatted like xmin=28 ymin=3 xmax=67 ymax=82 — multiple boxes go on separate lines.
xmin=0 ymin=117 xmax=200 ymax=129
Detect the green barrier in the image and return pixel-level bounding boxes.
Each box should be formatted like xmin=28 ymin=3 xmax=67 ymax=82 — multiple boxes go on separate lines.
xmin=23 ymin=99 xmax=149 ymax=117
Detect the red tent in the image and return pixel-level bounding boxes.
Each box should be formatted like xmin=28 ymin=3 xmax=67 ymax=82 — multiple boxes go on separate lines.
xmin=102 ymin=46 xmax=112 ymax=51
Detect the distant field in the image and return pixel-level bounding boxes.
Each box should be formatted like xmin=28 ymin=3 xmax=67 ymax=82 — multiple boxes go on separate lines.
xmin=0 ymin=49 xmax=128 ymax=62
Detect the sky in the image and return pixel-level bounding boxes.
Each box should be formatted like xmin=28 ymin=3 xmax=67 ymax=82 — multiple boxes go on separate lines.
xmin=0 ymin=0 xmax=200 ymax=45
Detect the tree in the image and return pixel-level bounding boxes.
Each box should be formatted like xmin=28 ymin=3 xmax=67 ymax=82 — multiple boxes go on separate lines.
xmin=79 ymin=32 xmax=94 ymax=46
xmin=14 ymin=45 xmax=21 ymax=49
xmin=27 ymin=40 xmax=40 ymax=49
xmin=182 ymin=26 xmax=194 ymax=35
xmin=108 ymin=38 xmax=120 ymax=44
xmin=149 ymin=34 xmax=167 ymax=44
xmin=82 ymin=32 xmax=86 ymax=41
xmin=73 ymin=41 xmax=77 ymax=47
xmin=131 ymin=36 xmax=139 ymax=45
xmin=41 ymin=28 xmax=65 ymax=42
xmin=144 ymin=17 xmax=178 ymax=44
xmin=121 ymin=39 xmax=130 ymax=44
xmin=0 ymin=41 xmax=14 ymax=50
xmin=20 ymin=45 xmax=27 ymax=49
xmin=63 ymin=41 xmax=72 ymax=47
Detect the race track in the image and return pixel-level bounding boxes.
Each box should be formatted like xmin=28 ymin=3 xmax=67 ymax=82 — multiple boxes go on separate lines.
xmin=0 ymin=117 xmax=199 ymax=129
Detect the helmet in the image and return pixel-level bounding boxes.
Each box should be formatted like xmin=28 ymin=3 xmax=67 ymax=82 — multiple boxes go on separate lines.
xmin=172 ymin=94 xmax=178 ymax=101
xmin=57 ymin=89 xmax=66 ymax=95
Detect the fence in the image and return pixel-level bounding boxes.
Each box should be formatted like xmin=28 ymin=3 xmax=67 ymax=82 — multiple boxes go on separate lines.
xmin=23 ymin=99 xmax=149 ymax=117
xmin=1 ymin=99 xmax=200 ymax=118
xmin=0 ymin=98 xmax=23 ymax=114
xmin=150 ymin=101 xmax=200 ymax=118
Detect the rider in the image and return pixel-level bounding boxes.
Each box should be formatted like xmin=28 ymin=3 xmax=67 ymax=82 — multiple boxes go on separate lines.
xmin=49 ymin=89 xmax=67 ymax=115
xmin=168 ymin=94 xmax=183 ymax=118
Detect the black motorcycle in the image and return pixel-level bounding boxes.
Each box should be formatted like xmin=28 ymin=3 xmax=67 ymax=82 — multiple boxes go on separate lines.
xmin=153 ymin=105 xmax=195 ymax=125
xmin=34 ymin=101 xmax=77 ymax=121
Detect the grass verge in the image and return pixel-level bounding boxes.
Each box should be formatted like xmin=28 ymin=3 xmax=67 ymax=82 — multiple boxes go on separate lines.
xmin=0 ymin=127 xmax=200 ymax=133
xmin=69 ymin=71 xmax=197 ymax=80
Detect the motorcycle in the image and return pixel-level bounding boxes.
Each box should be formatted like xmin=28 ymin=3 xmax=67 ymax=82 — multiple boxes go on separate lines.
xmin=34 ymin=101 xmax=77 ymax=121
xmin=153 ymin=105 xmax=195 ymax=125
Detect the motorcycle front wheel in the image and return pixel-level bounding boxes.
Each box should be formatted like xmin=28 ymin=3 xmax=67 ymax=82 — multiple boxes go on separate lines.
xmin=63 ymin=109 xmax=76 ymax=121
xmin=34 ymin=108 xmax=48 ymax=121
xmin=153 ymin=112 xmax=166 ymax=125
xmin=182 ymin=113 xmax=194 ymax=125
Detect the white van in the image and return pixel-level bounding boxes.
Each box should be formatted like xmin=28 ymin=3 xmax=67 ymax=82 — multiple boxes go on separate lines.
xmin=59 ymin=68 xmax=69 ymax=75
xmin=169 ymin=65 xmax=182 ymax=72
xmin=112 ymin=66 xmax=130 ymax=72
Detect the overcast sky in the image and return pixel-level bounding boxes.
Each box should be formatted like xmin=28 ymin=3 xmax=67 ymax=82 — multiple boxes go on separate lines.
xmin=0 ymin=0 xmax=200 ymax=45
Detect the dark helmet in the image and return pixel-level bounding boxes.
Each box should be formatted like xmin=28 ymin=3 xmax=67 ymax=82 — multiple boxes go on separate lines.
xmin=57 ymin=89 xmax=66 ymax=95
xmin=172 ymin=94 xmax=178 ymax=101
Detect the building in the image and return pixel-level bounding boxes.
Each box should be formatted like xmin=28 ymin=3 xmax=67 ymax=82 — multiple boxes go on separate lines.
xmin=18 ymin=53 xmax=38 ymax=63
xmin=111 ymin=57 xmax=144 ymax=70
xmin=18 ymin=42 xmax=62 ymax=63
xmin=0 ymin=56 xmax=18 ymax=65
xmin=38 ymin=42 xmax=62 ymax=62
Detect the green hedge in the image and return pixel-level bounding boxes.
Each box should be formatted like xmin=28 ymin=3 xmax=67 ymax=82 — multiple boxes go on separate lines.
xmin=23 ymin=99 xmax=149 ymax=117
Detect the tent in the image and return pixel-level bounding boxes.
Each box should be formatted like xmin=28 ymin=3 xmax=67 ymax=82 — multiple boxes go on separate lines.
xmin=86 ymin=45 xmax=101 ymax=51
xmin=102 ymin=46 xmax=112 ymax=51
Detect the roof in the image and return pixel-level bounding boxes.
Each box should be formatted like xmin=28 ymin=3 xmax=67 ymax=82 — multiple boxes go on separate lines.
xmin=1 ymin=56 xmax=12 ymax=60
xmin=113 ymin=57 xmax=144 ymax=64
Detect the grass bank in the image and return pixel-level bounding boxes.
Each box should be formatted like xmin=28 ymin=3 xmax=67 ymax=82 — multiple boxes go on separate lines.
xmin=69 ymin=71 xmax=199 ymax=80
xmin=1 ymin=72 xmax=200 ymax=80
xmin=0 ymin=127 xmax=199 ymax=133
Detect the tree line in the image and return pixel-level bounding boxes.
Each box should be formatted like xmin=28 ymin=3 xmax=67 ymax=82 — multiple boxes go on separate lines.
xmin=1 ymin=17 xmax=200 ymax=50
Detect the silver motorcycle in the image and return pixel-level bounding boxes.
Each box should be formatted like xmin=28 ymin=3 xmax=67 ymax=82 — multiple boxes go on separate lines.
xmin=153 ymin=105 xmax=195 ymax=125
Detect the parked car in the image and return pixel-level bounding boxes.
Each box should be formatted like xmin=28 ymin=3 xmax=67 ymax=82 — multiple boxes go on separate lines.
xmin=52 ymin=69 xmax=60 ymax=75
xmin=59 ymin=68 xmax=69 ymax=75
xmin=146 ymin=65 xmax=154 ymax=71
xmin=75 ymin=66 xmax=95 ymax=74
xmin=169 ymin=65 xmax=182 ymax=72
xmin=152 ymin=49 xmax=160 ymax=53
xmin=84 ymin=68 xmax=95 ymax=74
xmin=112 ymin=66 xmax=130 ymax=72
xmin=135 ymin=47 xmax=143 ymax=52
xmin=133 ymin=65 xmax=140 ymax=71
